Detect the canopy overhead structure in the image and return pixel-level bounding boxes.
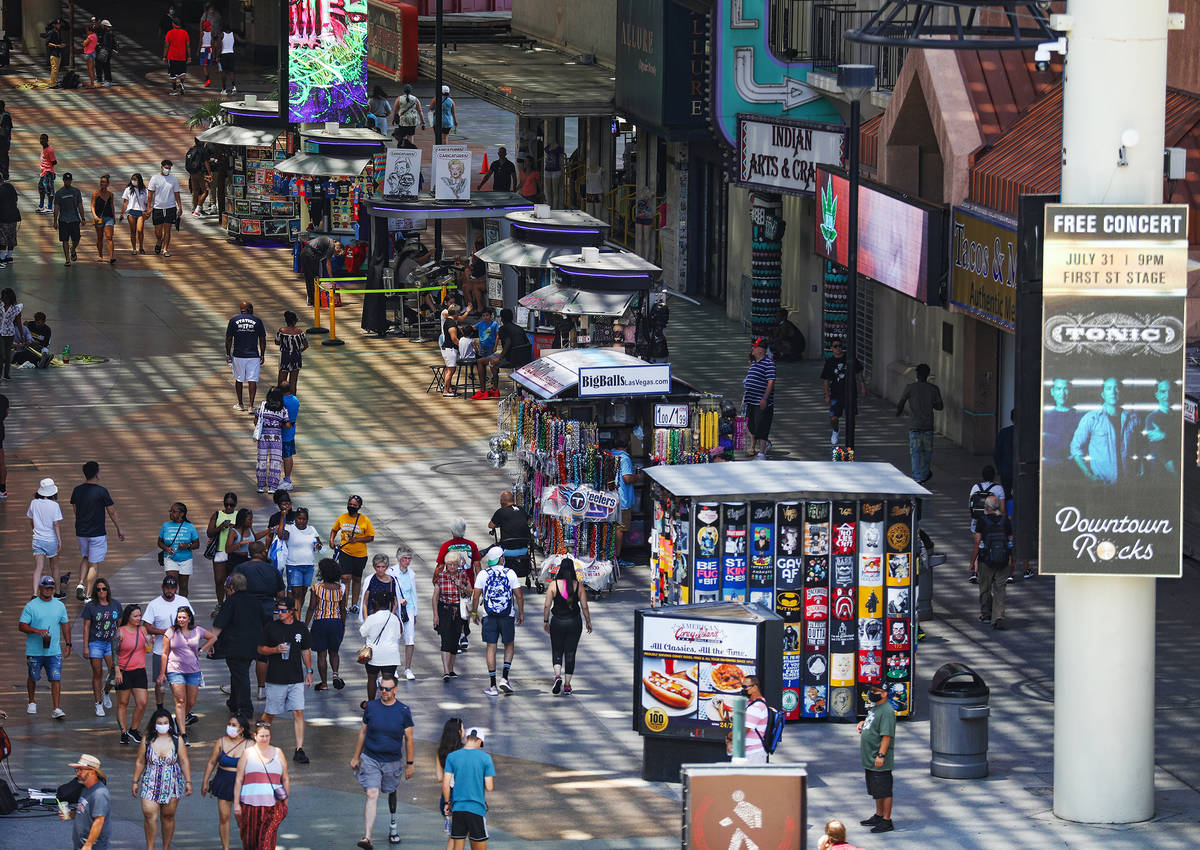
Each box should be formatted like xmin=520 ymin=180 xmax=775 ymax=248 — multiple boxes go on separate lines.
xmin=196 ymin=125 xmax=282 ymax=147
xmin=519 ymin=284 xmax=636 ymax=317
xmin=273 ymin=153 xmax=372 ymax=177
xmin=644 ymin=461 xmax=932 ymax=502
xmin=476 ymin=239 xmax=623 ymax=269
xmin=364 ymin=192 xmax=532 ymax=222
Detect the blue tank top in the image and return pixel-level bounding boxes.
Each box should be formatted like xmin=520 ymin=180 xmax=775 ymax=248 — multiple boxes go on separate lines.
xmin=440 ymin=97 xmax=454 ymax=130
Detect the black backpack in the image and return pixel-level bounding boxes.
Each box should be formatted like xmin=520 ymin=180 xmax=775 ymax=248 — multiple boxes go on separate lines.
xmin=185 ymin=145 xmax=205 ymax=175
xmin=978 ymin=515 xmax=1010 ymax=566
xmin=969 ymin=481 xmax=1000 ymax=522
xmin=61 ymin=70 xmax=80 ymax=90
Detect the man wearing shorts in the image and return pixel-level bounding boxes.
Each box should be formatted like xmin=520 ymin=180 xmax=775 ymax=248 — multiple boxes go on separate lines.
xmin=162 ymin=17 xmax=190 ymax=95
xmin=225 ymin=301 xmax=266 ymax=412
xmin=70 ymin=461 xmax=124 ymax=602
xmin=330 ymin=496 xmax=375 ymax=616
xmin=471 ymin=548 xmax=522 ymax=697
xmin=280 ymin=385 xmax=299 ymax=491
xmin=258 ymin=597 xmax=313 ymax=764
xmin=52 ymin=172 xmax=83 ymax=266
xmin=19 ymin=575 xmax=70 ymax=717
xmin=442 ymin=729 xmax=495 ymax=850
xmin=198 ymin=21 xmax=213 ymax=87
xmin=821 ymin=339 xmax=866 ymax=448
xmin=742 ymin=337 xmax=776 ymax=459
xmin=350 ymin=672 xmax=414 ymax=848
xmin=142 ymin=576 xmax=190 ymax=711
xmin=858 ymin=683 xmax=897 ymax=833
xmin=146 ymin=159 xmax=182 ymax=256
xmin=483 ymin=308 xmax=532 ymax=397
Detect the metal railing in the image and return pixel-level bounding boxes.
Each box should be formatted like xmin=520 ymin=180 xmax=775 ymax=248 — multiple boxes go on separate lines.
xmin=810 ymin=3 xmax=908 ymax=91
xmin=769 ymin=0 xmax=815 ymax=59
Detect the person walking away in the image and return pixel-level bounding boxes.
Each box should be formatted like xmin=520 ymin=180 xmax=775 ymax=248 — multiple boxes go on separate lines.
xmin=37 ymin=133 xmax=56 ymax=213
xmin=160 ymin=606 xmax=216 ymax=740
xmin=70 ymin=461 xmax=125 ymax=601
xmin=143 ymin=576 xmax=191 ymax=711
xmin=821 ymin=339 xmax=866 ymax=447
xmin=46 ymin=21 xmax=67 ymax=87
xmin=304 ymin=558 xmax=346 ymax=691
xmin=277 ymin=507 xmax=321 ymax=605
xmin=542 ymin=557 xmax=591 ymax=695
xmin=611 ymin=434 xmax=639 ymax=568
xmin=0 ymin=100 xmax=13 ymax=180
xmin=391 ymin=546 xmax=419 ymax=679
xmin=158 ymin=502 xmax=200 ymax=597
xmin=857 ymin=683 xmax=896 ymax=833
xmin=442 ymin=729 xmax=495 ymax=850
xmin=472 ymin=547 xmax=523 ymax=697
xmin=206 ymin=144 xmax=226 ymax=217
xmin=29 ymin=477 xmax=64 ymax=593
xmin=233 ymin=721 xmax=289 ymax=849
xmin=488 ymin=490 xmax=530 ymax=584
xmin=896 ymin=363 xmax=943 ymax=484
xmin=97 ymin=21 xmax=117 ymax=87
xmin=330 ymin=495 xmax=375 ymax=614
xmin=432 ymin=551 xmax=468 ymax=681
xmin=211 ymin=572 xmax=267 ymax=718
xmin=185 ymin=138 xmax=210 ymax=216
xmin=429 ymin=85 xmax=457 ymax=134
xmin=225 ymin=301 xmax=266 ymax=411
xmin=82 ymin=24 xmax=98 ymax=88
xmin=359 ymin=591 xmax=403 ymax=705
xmin=53 ymin=173 xmax=84 ymax=266
xmin=477 ymin=146 xmax=515 ymax=193
xmin=440 ymin=305 xmax=462 ymax=397
xmin=198 ymin=22 xmax=214 ymax=88
xmin=741 ymin=337 xmax=776 ymax=459
xmin=992 ymin=408 xmax=1034 ymax=580
xmin=132 ymin=708 xmax=192 ymax=850
xmin=206 ymin=492 xmax=238 ymax=612
xmin=62 ymin=754 xmax=111 ymax=850
xmin=279 ymin=384 xmax=300 ymax=491
xmin=350 ymin=671 xmax=415 ymax=848
xmin=218 ymin=28 xmax=242 ymax=94
xmin=147 ymin=160 xmax=182 ymax=256
xmin=82 ymin=579 xmax=121 ymax=718
xmin=433 ymin=719 xmax=465 ymax=845
xmin=966 ymin=466 xmax=1005 ymax=584
xmin=120 ymin=173 xmax=148 ymax=254
xmin=114 ymin=604 xmax=152 ymax=744
xmin=367 ymin=85 xmax=391 ymax=134
xmin=390 ymin=84 xmax=426 ymax=143
xmin=20 ymin=575 xmax=71 ymax=717
xmin=258 ymin=597 xmax=313 ymax=764
xmin=974 ymin=495 xmax=1013 ymax=630
xmin=163 ymin=18 xmax=191 ymax=95
xmin=200 ymin=716 xmax=250 ymax=850
xmin=275 ymin=312 xmax=307 ymax=394
xmin=0 ymin=172 xmax=19 ymax=268
xmin=254 ymin=386 xmax=289 ymax=494
xmin=298 ymin=234 xmax=344 ymax=306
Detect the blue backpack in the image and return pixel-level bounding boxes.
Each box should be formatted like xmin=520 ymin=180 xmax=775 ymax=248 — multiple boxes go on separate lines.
xmin=753 ymin=699 xmax=785 ymax=758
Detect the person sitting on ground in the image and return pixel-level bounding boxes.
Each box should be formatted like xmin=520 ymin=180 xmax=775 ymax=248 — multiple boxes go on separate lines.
xmin=768 ymin=308 xmax=806 ymax=361
xmin=13 ymin=311 xmax=52 ymax=367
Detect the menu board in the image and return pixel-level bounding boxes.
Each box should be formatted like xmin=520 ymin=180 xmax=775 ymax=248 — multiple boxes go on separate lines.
xmin=636 ymin=613 xmax=759 ymax=741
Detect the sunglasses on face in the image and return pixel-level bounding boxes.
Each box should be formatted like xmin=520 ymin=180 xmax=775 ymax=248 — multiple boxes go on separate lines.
xmin=380 ymin=685 xmax=397 ymax=692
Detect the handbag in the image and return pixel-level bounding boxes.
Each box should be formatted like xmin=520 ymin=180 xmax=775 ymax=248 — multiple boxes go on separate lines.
xmin=158 ymin=523 xmax=184 ymax=567
xmin=459 ymin=597 xmax=472 ymax=621
xmin=255 ymin=748 xmax=287 ymax=801
xmin=251 ymin=402 xmax=265 ymax=440
xmin=203 ymin=533 xmax=220 ymax=561
xmin=356 ymin=613 xmax=392 ymax=665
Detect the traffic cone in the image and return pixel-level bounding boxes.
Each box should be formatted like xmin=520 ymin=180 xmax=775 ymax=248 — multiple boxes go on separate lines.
xmin=479 ymin=152 xmax=489 ymax=174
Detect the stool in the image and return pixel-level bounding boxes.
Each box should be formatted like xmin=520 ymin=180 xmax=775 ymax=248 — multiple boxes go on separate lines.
xmin=426 ymin=364 xmax=445 ymax=394
xmin=454 ymin=357 xmax=479 ymax=397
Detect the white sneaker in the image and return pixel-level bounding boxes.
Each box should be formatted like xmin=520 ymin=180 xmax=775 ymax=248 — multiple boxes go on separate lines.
xmin=26 ymin=702 xmax=36 ymax=715
xmin=755 ymin=453 xmax=766 ymax=461
xmin=231 ymin=85 xmax=237 ymax=93
xmin=220 ymin=89 xmax=229 ymax=95
xmin=831 ymin=430 xmax=840 ymax=446
xmin=94 ymin=702 xmax=105 ymax=717
xmin=278 ymin=477 xmax=293 ymax=491
xmin=404 ymin=668 xmax=415 ymax=680
xmin=498 ymin=678 xmax=514 ymax=694
xmin=233 ymin=403 xmax=245 ymax=411
xmin=52 ymin=707 xmax=66 ymax=719
xmin=483 ymin=685 xmax=499 ymax=696
xmin=256 ymin=687 xmax=265 ymax=701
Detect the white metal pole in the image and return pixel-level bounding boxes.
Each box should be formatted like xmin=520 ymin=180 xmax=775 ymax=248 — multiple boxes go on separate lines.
xmin=1053 ymin=0 xmax=1168 ymax=824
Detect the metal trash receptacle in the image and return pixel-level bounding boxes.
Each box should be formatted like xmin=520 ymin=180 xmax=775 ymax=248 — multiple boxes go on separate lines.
xmin=929 ymin=662 xmax=989 ymax=779
xmin=917 ymin=553 xmax=944 ymax=619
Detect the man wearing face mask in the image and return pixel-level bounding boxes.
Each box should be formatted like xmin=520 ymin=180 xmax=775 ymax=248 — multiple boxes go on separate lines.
xmin=330 ymin=496 xmax=375 ymax=616
xmin=856 ymin=684 xmax=896 ymax=833
xmin=146 ymin=159 xmax=182 ymax=257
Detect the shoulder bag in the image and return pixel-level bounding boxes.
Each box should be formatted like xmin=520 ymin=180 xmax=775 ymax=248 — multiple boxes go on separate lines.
xmin=356 ymin=613 xmax=392 ymax=665
xmin=255 ymin=746 xmax=287 ymax=801
xmin=251 ymin=403 xmax=266 ymax=440
xmin=158 ymin=523 xmax=184 ymax=567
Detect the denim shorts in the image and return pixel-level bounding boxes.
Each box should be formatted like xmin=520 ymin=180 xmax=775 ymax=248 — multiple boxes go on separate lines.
xmin=78 ymin=535 xmax=108 ymax=563
xmin=166 ymin=670 xmax=203 ymax=686
xmin=27 ymin=654 xmax=62 ymax=682
xmin=87 ymin=639 xmax=114 ymax=659
xmin=33 ymin=537 xmax=59 ymax=557
xmin=287 ymin=563 xmax=314 ymax=589
xmin=98 ymin=216 xmax=114 ymax=227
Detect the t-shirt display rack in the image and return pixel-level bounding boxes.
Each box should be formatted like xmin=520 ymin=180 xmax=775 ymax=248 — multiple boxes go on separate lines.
xmin=223 ymin=130 xmax=302 ymax=241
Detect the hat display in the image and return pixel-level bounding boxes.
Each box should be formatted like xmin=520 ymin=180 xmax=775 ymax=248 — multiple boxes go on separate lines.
xmin=37 ymin=477 xmax=57 ymax=497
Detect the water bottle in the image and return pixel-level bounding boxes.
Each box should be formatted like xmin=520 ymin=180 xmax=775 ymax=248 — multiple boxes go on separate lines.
xmin=62 ymin=344 xmax=70 ymax=364
xmin=444 ymin=816 xmax=451 ymax=835
xmin=280 ymin=641 xmax=290 ymax=660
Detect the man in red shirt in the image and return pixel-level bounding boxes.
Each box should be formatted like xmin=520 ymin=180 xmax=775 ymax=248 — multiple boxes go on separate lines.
xmin=162 ymin=18 xmax=191 ymax=95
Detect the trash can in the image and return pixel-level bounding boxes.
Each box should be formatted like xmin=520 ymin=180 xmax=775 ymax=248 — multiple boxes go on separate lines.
xmin=928 ymin=662 xmax=990 ymax=779
xmin=917 ymin=552 xmax=944 ymax=620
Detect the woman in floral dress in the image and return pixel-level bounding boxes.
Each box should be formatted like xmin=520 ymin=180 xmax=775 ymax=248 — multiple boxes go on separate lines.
xmin=253 ymin=385 xmax=290 ymax=494
xmin=132 ymin=707 xmax=192 ymax=850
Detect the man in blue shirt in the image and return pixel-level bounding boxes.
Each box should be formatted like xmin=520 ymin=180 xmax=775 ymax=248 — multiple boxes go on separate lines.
xmin=350 ymin=673 xmax=414 ymax=848
xmin=224 ymin=300 xmax=266 ymax=412
xmin=19 ymin=575 xmax=71 ymax=717
xmin=280 ymin=386 xmax=300 ymax=492
xmin=471 ymin=308 xmax=499 ymax=400
xmin=1070 ymin=377 xmax=1137 ymax=485
xmin=612 ymin=434 xmax=640 ymax=568
xmin=743 ymin=337 xmax=777 ymax=459
xmin=442 ymin=729 xmax=495 ymax=849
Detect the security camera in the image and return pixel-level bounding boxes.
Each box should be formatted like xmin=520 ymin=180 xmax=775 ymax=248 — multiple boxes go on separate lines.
xmin=1034 ymin=36 xmax=1067 ymax=71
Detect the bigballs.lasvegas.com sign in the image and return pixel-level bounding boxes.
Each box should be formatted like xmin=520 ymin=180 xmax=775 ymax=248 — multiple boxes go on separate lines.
xmin=578 ymin=364 xmax=671 ymax=397
xmin=1039 ymin=204 xmax=1187 ymax=577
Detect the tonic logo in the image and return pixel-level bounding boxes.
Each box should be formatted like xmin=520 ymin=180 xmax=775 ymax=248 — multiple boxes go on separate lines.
xmin=1044 ymin=313 xmax=1183 ymax=355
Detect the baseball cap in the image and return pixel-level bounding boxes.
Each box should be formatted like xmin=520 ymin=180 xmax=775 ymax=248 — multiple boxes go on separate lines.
xmin=37 ymin=477 xmax=57 ymax=497
xmin=40 ymin=575 xmax=57 ymax=587
xmin=62 ymin=172 xmax=73 ymax=180
xmin=484 ymin=547 xmax=504 ymax=567
xmin=751 ymin=337 xmax=767 ymax=349
xmin=441 ymin=84 xmax=450 ymax=94
xmin=163 ymin=575 xmax=179 ymax=587
xmin=101 ymin=19 xmax=112 ymax=27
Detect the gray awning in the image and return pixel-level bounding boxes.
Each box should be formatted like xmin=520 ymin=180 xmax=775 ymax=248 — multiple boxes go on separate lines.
xmin=474 ymin=238 xmax=584 ymax=269
xmin=519 ymin=284 xmax=636 ymax=317
xmin=195 ymin=125 xmax=281 ymax=147
xmin=643 ymin=461 xmax=932 ymax=501
xmin=273 ymin=153 xmax=371 ymax=177
xmin=513 ymin=349 xmax=655 ymax=399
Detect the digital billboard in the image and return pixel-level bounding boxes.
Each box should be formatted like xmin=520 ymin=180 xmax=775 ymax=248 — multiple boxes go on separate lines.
xmin=288 ymin=0 xmax=369 ymax=123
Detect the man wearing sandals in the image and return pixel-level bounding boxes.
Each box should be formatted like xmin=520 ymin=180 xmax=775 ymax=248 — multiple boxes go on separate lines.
xmin=350 ymin=672 xmax=414 ymax=848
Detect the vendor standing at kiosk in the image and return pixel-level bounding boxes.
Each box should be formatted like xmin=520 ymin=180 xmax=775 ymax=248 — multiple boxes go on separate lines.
xmin=299 ymin=236 xmax=344 ymax=307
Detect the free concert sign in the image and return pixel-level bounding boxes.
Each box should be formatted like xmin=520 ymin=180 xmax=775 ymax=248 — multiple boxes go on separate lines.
xmin=1039 ymin=204 xmax=1187 ymax=577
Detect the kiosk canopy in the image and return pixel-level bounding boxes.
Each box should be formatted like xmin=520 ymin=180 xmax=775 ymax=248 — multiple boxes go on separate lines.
xmin=519 ymin=284 xmax=636 ymax=316
xmin=644 ymin=461 xmax=931 ymax=501
xmin=196 ymin=125 xmax=282 ymax=147
xmin=515 ymin=348 xmax=676 ymax=400
xmin=274 ymin=153 xmax=372 ymax=176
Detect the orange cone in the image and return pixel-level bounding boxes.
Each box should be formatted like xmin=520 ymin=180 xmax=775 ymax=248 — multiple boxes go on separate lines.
xmin=479 ymin=152 xmax=489 ymax=174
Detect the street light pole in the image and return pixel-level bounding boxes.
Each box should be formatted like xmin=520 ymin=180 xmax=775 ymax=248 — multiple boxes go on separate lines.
xmin=433 ymin=0 xmax=444 ymax=259
xmin=838 ymin=64 xmax=874 ymax=451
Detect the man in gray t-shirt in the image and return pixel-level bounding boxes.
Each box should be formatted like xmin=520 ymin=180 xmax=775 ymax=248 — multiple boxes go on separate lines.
xmin=52 ymin=172 xmax=84 ymax=263
xmin=64 ymin=754 xmax=111 ymax=850
xmin=896 ymin=363 xmax=943 ymax=484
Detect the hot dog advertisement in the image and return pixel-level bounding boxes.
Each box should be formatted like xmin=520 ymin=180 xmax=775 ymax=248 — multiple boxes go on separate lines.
xmin=694 ymin=502 xmax=721 ymax=596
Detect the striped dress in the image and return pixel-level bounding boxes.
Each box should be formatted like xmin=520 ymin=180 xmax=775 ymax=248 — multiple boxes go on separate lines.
xmin=239 ymin=745 xmax=287 ymax=850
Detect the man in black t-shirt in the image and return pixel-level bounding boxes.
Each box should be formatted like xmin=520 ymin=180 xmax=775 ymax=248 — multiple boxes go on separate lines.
xmin=69 ymin=461 xmax=125 ymax=602
xmin=14 ymin=312 xmax=51 ymax=366
xmin=820 ymin=340 xmax=866 ymax=447
xmin=258 ymin=596 xmax=313 ymax=763
xmin=477 ymin=146 xmax=516 ymax=193
xmin=484 ymin=308 xmax=533 ymax=395
xmin=224 ymin=301 xmax=266 ymax=412
xmin=489 ymin=490 xmax=532 ymax=581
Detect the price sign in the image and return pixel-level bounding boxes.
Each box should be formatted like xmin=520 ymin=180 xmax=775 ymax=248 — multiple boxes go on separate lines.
xmin=655 ymin=403 xmax=689 ymax=428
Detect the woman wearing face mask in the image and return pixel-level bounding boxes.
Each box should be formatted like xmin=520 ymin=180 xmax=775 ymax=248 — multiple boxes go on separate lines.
xmin=200 ymin=714 xmax=251 ymax=850
xmin=115 ymin=604 xmax=152 ymax=744
xmin=120 ymin=173 xmax=148 ymax=255
xmin=132 ymin=708 xmax=192 ymax=850
xmin=233 ymin=721 xmax=290 ymax=850
xmin=159 ymin=606 xmax=217 ymax=744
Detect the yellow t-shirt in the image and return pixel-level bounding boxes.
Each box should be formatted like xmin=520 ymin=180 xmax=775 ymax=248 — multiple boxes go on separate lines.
xmin=331 ymin=512 xmax=374 ymax=559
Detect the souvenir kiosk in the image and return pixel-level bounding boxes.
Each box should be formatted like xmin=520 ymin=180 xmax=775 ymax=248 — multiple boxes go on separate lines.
xmin=195 ymin=97 xmax=299 ymax=241
xmin=642 ymin=461 xmax=929 ymax=722
xmin=496 ymin=348 xmax=724 ymax=572
xmin=274 ymin=125 xmax=389 ymax=239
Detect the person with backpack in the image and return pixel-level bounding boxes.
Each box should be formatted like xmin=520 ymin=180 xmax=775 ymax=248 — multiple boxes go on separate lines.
xmin=966 ymin=465 xmax=1005 ymax=584
xmin=973 ymin=495 xmax=1013 ymax=630
xmin=471 ymin=547 xmax=523 ymax=697
xmin=740 ymin=675 xmax=772 ymax=764
xmin=185 ymin=139 xmax=210 ymax=217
